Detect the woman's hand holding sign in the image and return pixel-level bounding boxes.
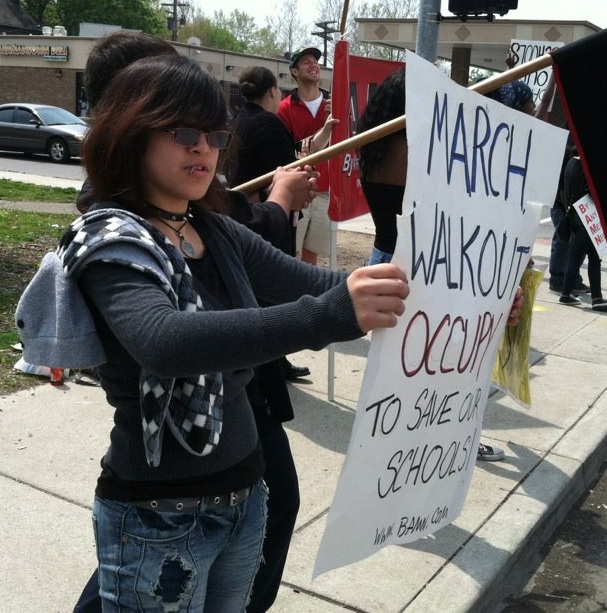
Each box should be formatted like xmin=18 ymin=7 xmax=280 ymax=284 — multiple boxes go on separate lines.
xmin=507 ymin=285 xmax=524 ymax=327
xmin=347 ymin=264 xmax=409 ymax=332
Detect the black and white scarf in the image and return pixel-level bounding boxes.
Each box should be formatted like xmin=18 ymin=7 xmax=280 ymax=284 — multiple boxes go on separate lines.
xmin=58 ymin=208 xmax=223 ymax=468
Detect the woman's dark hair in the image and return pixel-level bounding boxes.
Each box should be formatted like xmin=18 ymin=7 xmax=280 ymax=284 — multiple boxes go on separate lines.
xmin=238 ymin=66 xmax=277 ymax=101
xmin=83 ymin=54 xmax=229 ymax=214
xmin=84 ymin=32 xmax=176 ymax=110
xmin=358 ymin=68 xmax=407 ymax=182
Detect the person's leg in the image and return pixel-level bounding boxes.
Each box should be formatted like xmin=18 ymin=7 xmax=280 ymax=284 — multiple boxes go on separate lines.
xmin=368 ymin=247 xmax=393 ymax=266
xmin=560 ymin=226 xmax=587 ymax=305
xmin=73 ymin=569 xmax=102 ymax=613
xmin=205 ymin=480 xmax=268 ymax=613
xmin=550 ymin=206 xmax=585 ymax=291
xmin=94 ymin=496 xmax=204 ymax=611
xmin=295 ymin=206 xmax=311 ymax=260
xmin=248 ymin=421 xmax=300 ymax=613
xmin=585 ymin=237 xmax=603 ymax=299
xmin=549 ymin=206 xmax=567 ymax=290
xmin=93 ymin=482 xmax=267 ymax=612
xmin=301 ymin=193 xmax=330 ymax=265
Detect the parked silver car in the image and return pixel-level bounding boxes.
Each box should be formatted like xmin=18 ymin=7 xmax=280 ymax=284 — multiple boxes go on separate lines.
xmin=0 ymin=103 xmax=88 ymax=163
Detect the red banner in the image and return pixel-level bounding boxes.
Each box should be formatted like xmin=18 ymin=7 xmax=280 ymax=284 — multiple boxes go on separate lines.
xmin=328 ymin=41 xmax=404 ymax=221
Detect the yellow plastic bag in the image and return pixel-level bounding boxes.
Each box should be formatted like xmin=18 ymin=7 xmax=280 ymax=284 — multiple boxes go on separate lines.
xmin=491 ymin=268 xmax=544 ymax=408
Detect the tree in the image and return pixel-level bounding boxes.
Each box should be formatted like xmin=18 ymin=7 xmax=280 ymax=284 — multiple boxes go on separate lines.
xmin=213 ymin=10 xmax=259 ymax=50
xmin=20 ymin=0 xmax=55 ymax=25
xmin=248 ymin=26 xmax=283 ymax=58
xmin=178 ymin=14 xmax=247 ymax=52
xmin=266 ymin=0 xmax=312 ymax=59
xmin=34 ymin=0 xmax=167 ymax=36
xmin=312 ymin=0 xmax=419 ymax=61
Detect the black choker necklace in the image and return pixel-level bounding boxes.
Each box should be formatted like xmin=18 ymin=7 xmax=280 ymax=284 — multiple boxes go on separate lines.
xmin=144 ymin=201 xmax=192 ymax=222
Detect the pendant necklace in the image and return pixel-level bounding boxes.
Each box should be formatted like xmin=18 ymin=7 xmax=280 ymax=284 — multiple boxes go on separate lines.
xmin=154 ymin=216 xmax=197 ymax=258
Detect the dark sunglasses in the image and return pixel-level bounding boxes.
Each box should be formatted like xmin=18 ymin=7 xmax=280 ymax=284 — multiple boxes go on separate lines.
xmin=166 ymin=128 xmax=231 ymax=149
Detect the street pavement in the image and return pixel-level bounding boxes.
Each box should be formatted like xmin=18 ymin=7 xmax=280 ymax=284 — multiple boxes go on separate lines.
xmin=1 ymin=171 xmax=607 ymax=612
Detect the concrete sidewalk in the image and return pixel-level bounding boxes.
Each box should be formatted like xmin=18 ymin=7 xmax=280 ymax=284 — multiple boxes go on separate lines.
xmin=1 ymin=173 xmax=607 ymax=611
xmin=0 ymin=169 xmax=84 ymax=191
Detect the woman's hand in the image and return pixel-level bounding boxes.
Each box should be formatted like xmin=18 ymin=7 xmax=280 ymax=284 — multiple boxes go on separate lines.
xmin=507 ymin=286 xmax=524 ymax=326
xmin=266 ymin=166 xmax=319 ymax=214
xmin=347 ymin=264 xmax=409 ymax=333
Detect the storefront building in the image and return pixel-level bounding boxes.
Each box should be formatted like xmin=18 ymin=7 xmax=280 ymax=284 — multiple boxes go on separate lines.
xmin=0 ymin=34 xmax=333 ymax=117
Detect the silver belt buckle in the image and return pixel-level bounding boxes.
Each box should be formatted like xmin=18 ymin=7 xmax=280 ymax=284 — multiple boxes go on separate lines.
xmin=230 ymin=490 xmax=239 ymax=506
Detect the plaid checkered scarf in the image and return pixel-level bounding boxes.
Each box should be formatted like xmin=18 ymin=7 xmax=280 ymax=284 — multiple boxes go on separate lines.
xmin=57 ymin=208 xmax=223 ymax=468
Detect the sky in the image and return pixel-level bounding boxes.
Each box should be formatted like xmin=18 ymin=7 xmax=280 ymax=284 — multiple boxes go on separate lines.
xmin=189 ymin=0 xmax=607 ymax=30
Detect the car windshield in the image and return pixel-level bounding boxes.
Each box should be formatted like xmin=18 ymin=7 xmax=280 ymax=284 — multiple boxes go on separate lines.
xmin=36 ymin=106 xmax=85 ymax=126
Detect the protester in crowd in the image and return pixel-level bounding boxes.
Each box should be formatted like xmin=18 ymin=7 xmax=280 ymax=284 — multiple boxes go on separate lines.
xmin=484 ymin=79 xmax=536 ymax=115
xmin=71 ymin=32 xmax=322 ymax=613
xmin=226 ymin=65 xmax=298 ymax=203
xmin=224 ymin=64 xmax=315 ymax=382
xmin=486 ymin=80 xmax=593 ymax=304
xmin=559 ymin=152 xmax=607 ymax=310
xmin=495 ymin=70 xmax=588 ymax=294
xmin=278 ymin=47 xmax=338 ymax=264
xmin=17 ymin=54 xmax=409 ymax=610
xmin=548 ymin=134 xmax=589 ymax=294
xmin=358 ymin=68 xmax=407 ymax=266
xmin=479 ymin=78 xmax=538 ymax=460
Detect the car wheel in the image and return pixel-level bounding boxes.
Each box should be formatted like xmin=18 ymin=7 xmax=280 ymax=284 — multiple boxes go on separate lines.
xmin=48 ymin=137 xmax=70 ymax=163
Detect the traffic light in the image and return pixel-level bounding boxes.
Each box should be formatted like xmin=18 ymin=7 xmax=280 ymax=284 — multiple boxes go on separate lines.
xmin=448 ymin=0 xmax=518 ymax=18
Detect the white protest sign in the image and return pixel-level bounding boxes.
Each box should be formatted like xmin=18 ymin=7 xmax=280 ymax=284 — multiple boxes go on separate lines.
xmin=572 ymin=195 xmax=607 ymax=258
xmin=313 ymin=51 xmax=568 ymax=577
xmin=508 ymin=39 xmax=564 ymax=109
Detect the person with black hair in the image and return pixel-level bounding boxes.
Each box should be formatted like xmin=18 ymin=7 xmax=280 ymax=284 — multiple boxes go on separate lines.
xmin=359 ymin=68 xmax=407 ymax=266
xmin=17 ymin=52 xmax=409 ymax=610
xmin=71 ymin=33 xmax=323 ymax=613
xmin=226 ymin=66 xmax=298 ymax=201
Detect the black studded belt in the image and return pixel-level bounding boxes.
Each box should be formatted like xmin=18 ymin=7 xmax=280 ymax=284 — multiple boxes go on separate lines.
xmin=132 ymin=486 xmax=252 ymax=512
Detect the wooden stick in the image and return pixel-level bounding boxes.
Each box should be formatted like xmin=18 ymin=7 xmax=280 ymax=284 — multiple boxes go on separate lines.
xmin=231 ymin=52 xmax=554 ymax=194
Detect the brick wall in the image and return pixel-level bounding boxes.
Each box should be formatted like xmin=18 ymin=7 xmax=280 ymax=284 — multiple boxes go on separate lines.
xmin=0 ymin=67 xmax=80 ymax=115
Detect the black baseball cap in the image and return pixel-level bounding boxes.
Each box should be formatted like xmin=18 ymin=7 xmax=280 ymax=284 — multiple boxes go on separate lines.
xmin=289 ymin=47 xmax=322 ymax=69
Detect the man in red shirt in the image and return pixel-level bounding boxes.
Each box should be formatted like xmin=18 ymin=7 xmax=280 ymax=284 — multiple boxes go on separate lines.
xmin=278 ymin=47 xmax=336 ymax=265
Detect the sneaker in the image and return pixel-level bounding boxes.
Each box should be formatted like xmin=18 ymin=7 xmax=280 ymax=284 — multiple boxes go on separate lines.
xmin=477 ymin=443 xmax=505 ymax=462
xmin=559 ymin=295 xmax=582 ymax=306
xmin=548 ymin=281 xmax=562 ymax=293
xmin=592 ymin=298 xmax=607 ymax=312
xmin=550 ymin=282 xmax=580 ymax=297
xmin=573 ymin=282 xmax=591 ymax=294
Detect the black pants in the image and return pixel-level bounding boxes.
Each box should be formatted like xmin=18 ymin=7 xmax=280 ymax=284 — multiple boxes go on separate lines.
xmin=73 ymin=420 xmax=300 ymax=613
xmin=248 ymin=416 xmax=300 ymax=612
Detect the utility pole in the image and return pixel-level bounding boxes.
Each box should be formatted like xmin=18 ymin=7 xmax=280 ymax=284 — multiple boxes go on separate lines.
xmin=312 ymin=21 xmax=340 ymax=66
xmin=415 ymin=0 xmax=441 ymax=62
xmin=162 ymin=0 xmax=189 ymax=42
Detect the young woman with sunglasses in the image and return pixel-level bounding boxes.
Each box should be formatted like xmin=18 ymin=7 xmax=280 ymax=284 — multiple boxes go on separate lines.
xmin=17 ymin=54 xmax=408 ymax=611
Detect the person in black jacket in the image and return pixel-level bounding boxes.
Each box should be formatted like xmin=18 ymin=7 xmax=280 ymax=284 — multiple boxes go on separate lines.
xmin=72 ymin=34 xmax=322 ymax=613
xmin=226 ymin=65 xmax=313 ymax=381
xmin=226 ymin=66 xmax=298 ymax=204
xmin=559 ymin=154 xmax=607 ymax=310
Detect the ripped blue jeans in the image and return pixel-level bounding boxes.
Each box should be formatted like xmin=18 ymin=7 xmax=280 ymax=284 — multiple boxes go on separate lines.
xmin=92 ymin=480 xmax=268 ymax=612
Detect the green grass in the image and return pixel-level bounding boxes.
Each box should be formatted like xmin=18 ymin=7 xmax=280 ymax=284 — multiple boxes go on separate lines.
xmin=0 ymin=178 xmax=79 ymax=203
xmin=0 ymin=206 xmax=77 ymax=395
